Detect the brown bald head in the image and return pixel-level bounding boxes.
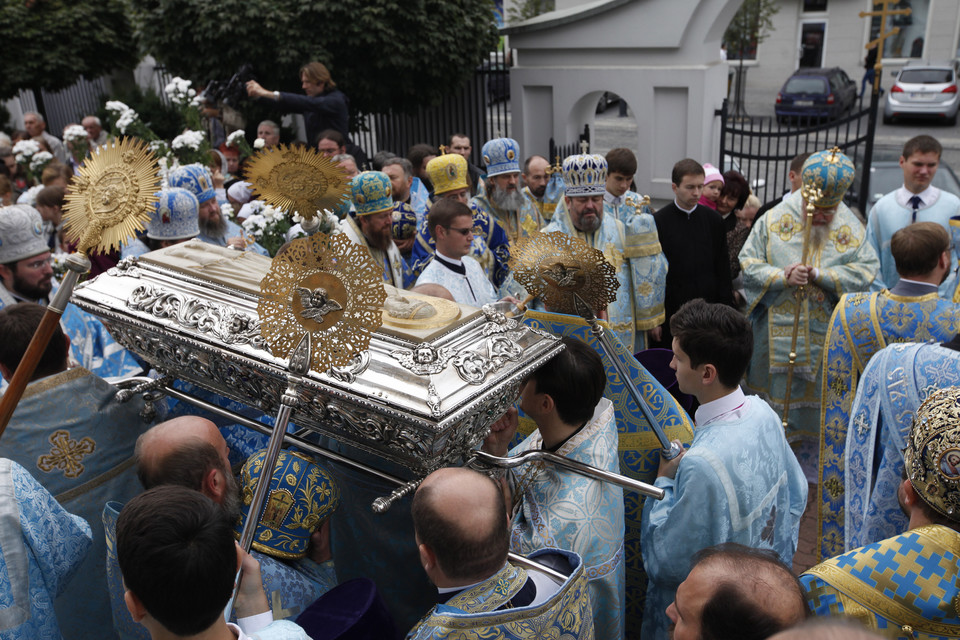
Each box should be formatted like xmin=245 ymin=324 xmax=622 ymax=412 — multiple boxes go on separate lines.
xmin=411 ymin=467 xmax=508 ymax=585
xmin=135 ymin=416 xmax=231 ymax=493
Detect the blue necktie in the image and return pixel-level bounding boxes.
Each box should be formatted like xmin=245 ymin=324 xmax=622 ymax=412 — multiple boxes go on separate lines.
xmin=909 ymin=195 xmax=923 ymax=223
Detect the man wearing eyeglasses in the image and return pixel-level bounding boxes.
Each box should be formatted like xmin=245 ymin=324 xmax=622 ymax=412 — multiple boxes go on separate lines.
xmin=414 ymin=199 xmax=498 ymax=307
xmin=0 ymin=204 xmax=143 ymax=379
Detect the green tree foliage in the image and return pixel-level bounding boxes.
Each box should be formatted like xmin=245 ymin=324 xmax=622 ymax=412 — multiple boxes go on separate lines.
xmin=507 ymin=0 xmax=555 ymax=24
xmin=723 ymin=0 xmax=779 ymax=60
xmin=130 ymin=0 xmax=499 ymax=119
xmin=0 ymin=0 xmax=138 ymax=100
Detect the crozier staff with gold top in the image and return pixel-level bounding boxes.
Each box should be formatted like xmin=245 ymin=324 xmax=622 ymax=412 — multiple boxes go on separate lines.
xmin=0 ymin=138 xmax=160 ymax=432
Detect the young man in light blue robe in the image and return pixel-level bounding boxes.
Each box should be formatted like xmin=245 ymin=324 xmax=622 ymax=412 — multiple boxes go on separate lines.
xmin=843 ymin=338 xmax=960 ymax=552
xmin=483 ymin=337 xmax=625 ymax=639
xmin=866 ymin=135 xmax=960 ymax=298
xmin=543 ymin=153 xmax=666 ymax=353
xmin=641 ymin=299 xmax=807 ymax=640
xmin=819 ymin=222 xmax=960 ymax=562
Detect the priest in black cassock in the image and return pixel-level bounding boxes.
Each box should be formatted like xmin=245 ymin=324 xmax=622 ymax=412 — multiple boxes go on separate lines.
xmin=652 ymin=158 xmax=733 ymax=348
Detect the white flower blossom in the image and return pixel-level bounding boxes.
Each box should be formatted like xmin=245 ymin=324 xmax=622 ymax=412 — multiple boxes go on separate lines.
xmin=171 ymin=130 xmax=205 ymax=151
xmin=253 ymin=138 xmax=265 ymax=150
xmin=105 ymin=100 xmax=131 ymax=114
xmin=13 ymin=140 xmax=40 ymax=163
xmin=164 ymin=77 xmax=196 ymax=106
xmin=116 ymin=109 xmax=138 ymax=134
xmin=63 ymin=125 xmax=88 ymax=143
xmin=29 ymin=151 xmax=54 ymax=173
xmin=220 ymin=202 xmax=234 ymax=219
xmin=226 ymin=130 xmax=246 ymax=148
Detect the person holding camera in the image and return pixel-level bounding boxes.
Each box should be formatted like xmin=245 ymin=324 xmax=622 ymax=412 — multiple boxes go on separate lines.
xmin=246 ymin=62 xmax=349 ymax=147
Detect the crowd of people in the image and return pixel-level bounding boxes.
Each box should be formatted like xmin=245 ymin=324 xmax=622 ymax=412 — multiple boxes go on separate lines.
xmin=0 ymin=57 xmax=959 ymax=640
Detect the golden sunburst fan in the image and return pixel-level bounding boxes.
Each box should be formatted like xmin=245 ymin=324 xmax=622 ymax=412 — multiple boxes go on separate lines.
xmin=245 ymin=145 xmax=351 ymax=221
xmin=62 ymin=137 xmax=160 ymax=255
xmin=258 ymin=232 xmax=386 ymax=372
xmin=510 ymin=231 xmax=619 ymax=314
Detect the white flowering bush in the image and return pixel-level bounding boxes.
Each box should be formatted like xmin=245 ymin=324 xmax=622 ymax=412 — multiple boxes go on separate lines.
xmin=240 ymin=203 xmax=292 ymax=256
xmin=164 ymin=77 xmax=199 ymax=107
xmin=29 ymin=151 xmax=54 ymax=174
xmin=105 ymin=101 xmax=157 ymax=142
xmin=63 ymin=124 xmax=90 ymax=164
xmin=12 ymin=139 xmax=40 ymax=164
xmin=226 ymin=129 xmax=253 ymax=157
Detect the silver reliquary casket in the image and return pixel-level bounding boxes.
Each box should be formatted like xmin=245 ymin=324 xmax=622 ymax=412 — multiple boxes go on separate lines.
xmin=71 ymin=240 xmax=562 ymax=477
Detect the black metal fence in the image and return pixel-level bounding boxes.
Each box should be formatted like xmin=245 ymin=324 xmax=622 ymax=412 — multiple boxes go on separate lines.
xmin=717 ymin=97 xmax=876 ymax=214
xmin=17 ymin=77 xmax=109 ymax=136
xmin=548 ymin=125 xmax=591 ymax=165
xmin=352 ymin=51 xmax=511 ymax=168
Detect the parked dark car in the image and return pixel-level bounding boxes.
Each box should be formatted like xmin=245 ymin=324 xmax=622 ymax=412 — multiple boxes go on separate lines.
xmin=775 ymin=67 xmax=858 ymax=121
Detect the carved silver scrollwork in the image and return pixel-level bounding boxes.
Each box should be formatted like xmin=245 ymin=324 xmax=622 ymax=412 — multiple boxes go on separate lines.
xmin=127 ymin=284 xmax=266 ymax=349
xmin=452 ymin=336 xmax=524 ymax=385
xmin=488 ymin=336 xmax=523 ymax=365
xmin=426 ymin=383 xmax=441 ymax=417
xmin=108 ymin=257 xmax=142 ymax=278
xmin=325 ymin=401 xmax=430 ymax=457
xmin=390 ymin=344 xmax=456 ymax=376
xmin=326 ymin=351 xmax=370 ymax=383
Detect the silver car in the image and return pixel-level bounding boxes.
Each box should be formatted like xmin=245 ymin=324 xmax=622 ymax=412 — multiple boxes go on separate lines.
xmin=883 ymin=60 xmax=960 ymax=125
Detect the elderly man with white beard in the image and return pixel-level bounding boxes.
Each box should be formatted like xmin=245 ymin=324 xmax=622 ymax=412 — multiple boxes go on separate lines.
xmin=739 ymin=148 xmax=878 ymax=464
xmin=471 ymin=138 xmax=543 ymax=248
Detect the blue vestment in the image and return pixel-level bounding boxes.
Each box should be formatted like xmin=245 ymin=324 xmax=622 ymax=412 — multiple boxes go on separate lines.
xmin=819 ymin=288 xmax=960 ymax=560
xmin=844 ymin=342 xmax=960 ymax=551
xmin=509 ymin=398 xmax=626 ymax=640
xmin=865 ymin=187 xmax=960 ymax=297
xmin=802 ymin=525 xmax=960 ymax=639
xmin=0 ymin=458 xmax=91 ymax=640
xmin=641 ymin=393 xmax=807 ymax=640
xmin=544 ymin=196 xmax=667 ymax=352
xmin=406 ymin=550 xmax=594 ymax=640
xmin=409 ymin=201 xmax=511 ymax=289
xmin=0 ymin=369 xmax=150 ymax=639
xmin=521 ymin=311 xmax=694 ymax=638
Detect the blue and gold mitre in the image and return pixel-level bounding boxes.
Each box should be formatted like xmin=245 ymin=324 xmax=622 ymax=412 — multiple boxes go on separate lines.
xmin=904 ymin=386 xmax=960 ymax=522
xmin=800 ymin=147 xmax=855 ymax=208
xmin=562 ymin=154 xmax=608 ymax=197
xmin=167 ymin=163 xmax=216 ymax=204
xmin=351 ymin=171 xmax=394 ymax=216
xmin=236 ymin=449 xmax=340 ymax=559
xmin=392 ymin=201 xmax=418 ymax=240
xmin=147 ymin=188 xmax=200 ymax=241
xmin=481 ymin=138 xmax=520 ymax=177
xmin=426 ymin=153 xmax=468 ymax=195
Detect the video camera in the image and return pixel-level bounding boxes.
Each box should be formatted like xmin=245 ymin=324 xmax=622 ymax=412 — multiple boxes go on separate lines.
xmin=201 ymin=64 xmax=256 ymax=109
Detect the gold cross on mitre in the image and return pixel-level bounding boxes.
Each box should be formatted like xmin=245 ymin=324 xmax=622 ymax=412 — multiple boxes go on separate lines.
xmin=579 ymin=139 xmax=590 ymax=154
xmin=438 ymin=144 xmax=447 ymax=155
xmin=859 ymin=0 xmax=912 ymax=93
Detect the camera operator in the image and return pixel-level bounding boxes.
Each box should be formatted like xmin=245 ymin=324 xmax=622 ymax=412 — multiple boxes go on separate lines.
xmin=246 ymin=62 xmax=349 ymax=147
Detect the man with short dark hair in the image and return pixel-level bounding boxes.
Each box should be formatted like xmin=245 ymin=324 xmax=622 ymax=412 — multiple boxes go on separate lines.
xmin=866 ymin=134 xmax=960 ymax=298
xmin=803 ymin=387 xmax=960 ymax=634
xmin=414 ymin=199 xmax=497 ymax=306
xmin=755 ymin=152 xmax=811 ymax=222
xmin=641 ymin=298 xmax=806 ymax=639
xmin=668 ymin=543 xmax=808 ymax=640
xmin=408 ymin=143 xmax=438 ymax=196
xmin=246 ymin=61 xmax=349 ymax=144
xmin=0 ymin=302 xmax=152 ymax=637
xmin=483 ymin=337 xmax=626 ymax=638
xmin=382 ymin=156 xmax=425 ymax=258
xmin=653 ymin=158 xmax=733 ymax=348
xmin=448 ymin=132 xmax=483 ymax=195
xmin=316 ymin=129 xmax=346 ymax=157
xmin=407 ymin=466 xmax=594 ymax=639
xmin=117 ymin=485 xmax=309 ymax=639
xmin=818 ymin=221 xmax=960 ymax=561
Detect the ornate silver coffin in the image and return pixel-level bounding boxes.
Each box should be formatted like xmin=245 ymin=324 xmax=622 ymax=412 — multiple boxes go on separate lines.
xmin=71 ymin=241 xmax=562 ymax=477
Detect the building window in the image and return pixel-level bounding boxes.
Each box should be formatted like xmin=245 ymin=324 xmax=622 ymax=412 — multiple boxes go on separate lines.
xmin=870 ymin=0 xmax=928 ymax=59
xmin=803 ymin=0 xmax=828 ymax=12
